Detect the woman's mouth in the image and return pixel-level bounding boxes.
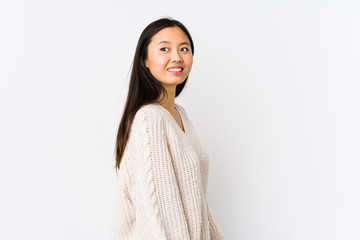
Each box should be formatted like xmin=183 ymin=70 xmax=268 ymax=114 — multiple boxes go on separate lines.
xmin=167 ymin=67 xmax=184 ymax=75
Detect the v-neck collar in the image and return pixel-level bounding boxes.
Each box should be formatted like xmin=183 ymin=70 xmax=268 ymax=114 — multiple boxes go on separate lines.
xmin=152 ymin=103 xmax=199 ymax=157
xmin=154 ymin=103 xmax=187 ymax=135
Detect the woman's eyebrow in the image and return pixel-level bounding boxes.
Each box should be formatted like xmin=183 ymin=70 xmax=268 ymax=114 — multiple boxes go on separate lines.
xmin=158 ymin=41 xmax=190 ymax=46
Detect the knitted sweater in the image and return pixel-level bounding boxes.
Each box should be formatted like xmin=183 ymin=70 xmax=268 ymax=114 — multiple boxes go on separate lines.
xmin=112 ymin=102 xmax=226 ymax=240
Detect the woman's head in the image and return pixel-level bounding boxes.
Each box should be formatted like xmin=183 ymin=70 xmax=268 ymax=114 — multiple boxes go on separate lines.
xmin=145 ymin=26 xmax=193 ymax=93
xmin=132 ymin=17 xmax=195 ymax=101
xmin=115 ymin=17 xmax=194 ymax=170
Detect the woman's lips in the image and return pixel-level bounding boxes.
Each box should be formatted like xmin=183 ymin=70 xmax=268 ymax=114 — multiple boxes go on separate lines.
xmin=167 ymin=67 xmax=184 ymax=75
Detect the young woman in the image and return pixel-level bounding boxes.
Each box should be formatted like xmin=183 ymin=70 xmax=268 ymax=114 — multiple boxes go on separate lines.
xmin=113 ymin=17 xmax=226 ymax=240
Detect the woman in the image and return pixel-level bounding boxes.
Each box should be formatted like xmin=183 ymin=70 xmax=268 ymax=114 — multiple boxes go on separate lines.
xmin=113 ymin=17 xmax=226 ymax=240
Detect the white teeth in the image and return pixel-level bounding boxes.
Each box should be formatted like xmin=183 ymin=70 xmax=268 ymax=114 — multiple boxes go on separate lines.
xmin=168 ymin=68 xmax=182 ymax=72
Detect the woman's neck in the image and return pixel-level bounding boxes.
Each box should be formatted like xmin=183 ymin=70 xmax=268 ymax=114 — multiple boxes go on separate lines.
xmin=157 ymin=85 xmax=176 ymax=111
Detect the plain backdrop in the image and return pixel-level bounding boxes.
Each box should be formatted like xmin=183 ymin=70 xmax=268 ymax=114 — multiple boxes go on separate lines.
xmin=1 ymin=0 xmax=360 ymax=239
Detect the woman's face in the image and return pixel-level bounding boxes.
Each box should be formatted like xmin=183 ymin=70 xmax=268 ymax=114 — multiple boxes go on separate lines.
xmin=145 ymin=26 xmax=193 ymax=89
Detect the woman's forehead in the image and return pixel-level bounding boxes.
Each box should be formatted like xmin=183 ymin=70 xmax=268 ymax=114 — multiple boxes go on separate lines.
xmin=151 ymin=27 xmax=190 ymax=44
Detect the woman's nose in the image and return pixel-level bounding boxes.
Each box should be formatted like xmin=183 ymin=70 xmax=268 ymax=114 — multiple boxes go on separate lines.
xmin=171 ymin=50 xmax=183 ymax=62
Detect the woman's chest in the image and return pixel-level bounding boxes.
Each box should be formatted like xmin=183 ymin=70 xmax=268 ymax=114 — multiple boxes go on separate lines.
xmin=165 ymin=125 xmax=210 ymax=183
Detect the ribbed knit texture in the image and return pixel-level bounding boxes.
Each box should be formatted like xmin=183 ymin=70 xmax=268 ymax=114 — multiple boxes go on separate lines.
xmin=112 ymin=103 xmax=226 ymax=240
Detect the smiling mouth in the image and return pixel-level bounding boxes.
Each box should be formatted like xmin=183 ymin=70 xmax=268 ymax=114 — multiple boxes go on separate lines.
xmin=167 ymin=67 xmax=184 ymax=72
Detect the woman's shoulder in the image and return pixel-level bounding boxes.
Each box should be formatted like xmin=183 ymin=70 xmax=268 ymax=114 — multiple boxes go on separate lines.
xmin=132 ymin=103 xmax=165 ymax=127
xmin=133 ymin=102 xmax=188 ymax=126
xmin=136 ymin=102 xmax=162 ymax=117
xmin=136 ymin=102 xmax=187 ymax=117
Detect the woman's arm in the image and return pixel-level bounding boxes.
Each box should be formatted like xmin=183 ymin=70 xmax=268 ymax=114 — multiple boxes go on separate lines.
xmin=132 ymin=107 xmax=190 ymax=240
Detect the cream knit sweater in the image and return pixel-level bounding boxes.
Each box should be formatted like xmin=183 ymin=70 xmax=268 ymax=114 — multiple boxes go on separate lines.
xmin=112 ymin=103 xmax=226 ymax=240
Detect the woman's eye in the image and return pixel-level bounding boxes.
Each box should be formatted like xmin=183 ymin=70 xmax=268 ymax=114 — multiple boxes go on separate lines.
xmin=160 ymin=47 xmax=169 ymax=51
xmin=181 ymin=47 xmax=189 ymax=52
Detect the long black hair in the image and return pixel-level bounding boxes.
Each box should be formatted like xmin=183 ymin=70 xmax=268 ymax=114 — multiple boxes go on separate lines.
xmin=115 ymin=17 xmax=195 ymax=170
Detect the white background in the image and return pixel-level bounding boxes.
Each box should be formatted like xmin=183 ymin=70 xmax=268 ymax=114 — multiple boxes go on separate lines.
xmin=1 ymin=0 xmax=360 ymax=239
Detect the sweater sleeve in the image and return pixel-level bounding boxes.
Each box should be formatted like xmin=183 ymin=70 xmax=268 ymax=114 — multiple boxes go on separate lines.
xmin=132 ymin=107 xmax=190 ymax=240
xmin=207 ymin=203 xmax=226 ymax=240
